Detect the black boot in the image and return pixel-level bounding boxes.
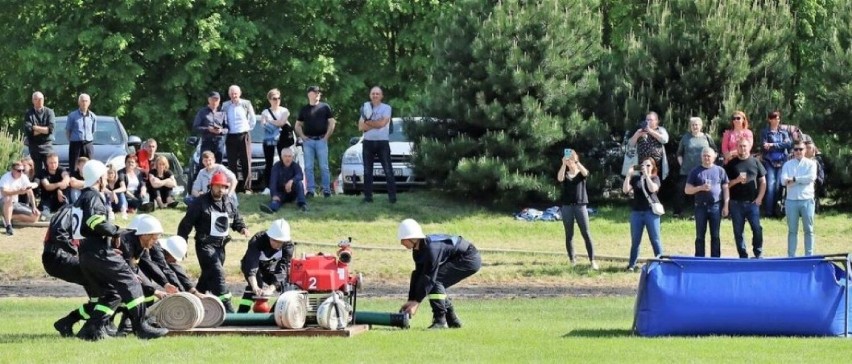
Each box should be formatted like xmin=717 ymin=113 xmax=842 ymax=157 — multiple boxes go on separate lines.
xmin=115 ymin=312 xmax=133 ymax=336
xmin=446 ymin=305 xmax=463 ymax=329
xmin=428 ymin=316 xmax=448 ymax=330
xmin=427 ymin=299 xmax=448 ymax=329
xmin=53 ymin=311 xmax=80 ymax=337
xmin=76 ymin=317 xmax=109 ymax=341
xmin=131 ymin=309 xmax=168 ymax=340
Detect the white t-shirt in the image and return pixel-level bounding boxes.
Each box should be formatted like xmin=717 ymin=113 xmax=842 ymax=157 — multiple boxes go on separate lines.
xmin=261 ymin=107 xmax=290 ymax=124
xmin=0 ymin=172 xmax=31 ymax=203
xmin=126 ymin=172 xmax=140 ymax=193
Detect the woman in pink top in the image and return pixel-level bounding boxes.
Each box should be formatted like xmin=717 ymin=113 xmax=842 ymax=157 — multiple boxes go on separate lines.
xmin=721 ymin=110 xmax=753 ymax=163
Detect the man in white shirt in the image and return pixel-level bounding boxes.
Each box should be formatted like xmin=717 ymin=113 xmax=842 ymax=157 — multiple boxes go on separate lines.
xmin=222 ymin=85 xmax=256 ymax=192
xmin=781 ymin=140 xmax=818 ymax=257
xmin=187 ymin=151 xmax=238 ymax=206
xmin=1 ymin=162 xmax=41 ymax=235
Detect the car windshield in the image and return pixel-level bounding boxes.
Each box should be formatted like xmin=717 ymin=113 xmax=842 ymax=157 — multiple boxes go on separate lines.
xmin=389 ymin=119 xmax=409 ymax=143
xmin=54 ymin=118 xmax=124 ymax=146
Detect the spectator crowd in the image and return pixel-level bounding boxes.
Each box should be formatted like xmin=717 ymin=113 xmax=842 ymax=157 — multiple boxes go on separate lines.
xmin=559 ymin=110 xmax=827 ymax=270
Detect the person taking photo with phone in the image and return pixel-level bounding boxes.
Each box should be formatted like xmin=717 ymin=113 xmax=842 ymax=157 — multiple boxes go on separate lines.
xmin=622 ymin=158 xmax=663 ymax=271
xmin=556 ymin=149 xmax=598 ymax=270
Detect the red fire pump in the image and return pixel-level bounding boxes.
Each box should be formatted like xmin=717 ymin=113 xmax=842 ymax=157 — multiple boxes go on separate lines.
xmin=277 ymin=238 xmax=362 ymax=329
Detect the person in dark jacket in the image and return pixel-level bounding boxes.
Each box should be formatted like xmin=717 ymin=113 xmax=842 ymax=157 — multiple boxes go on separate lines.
xmin=237 ymin=219 xmax=295 ymax=313
xmin=41 ymin=204 xmax=100 ymax=337
xmin=24 ymin=91 xmax=56 ymax=175
xmin=260 ymin=148 xmax=306 ymax=213
xmin=397 ymin=219 xmax=481 ymax=329
xmin=177 ymin=172 xmax=249 ymax=312
xmin=74 ymin=160 xmax=167 ymax=341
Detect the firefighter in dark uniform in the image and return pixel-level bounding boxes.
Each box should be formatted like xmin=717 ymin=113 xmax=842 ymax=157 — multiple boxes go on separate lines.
xmin=119 ymin=215 xmax=179 ymax=298
xmin=155 ymin=235 xmax=201 ymax=295
xmin=238 ymin=219 xmax=295 ymax=313
xmin=398 ymin=218 xmax=482 ymax=329
xmin=111 ymin=214 xmax=179 ymax=335
xmin=41 ymin=204 xmax=100 ymax=337
xmin=74 ymin=160 xmax=168 ymax=341
xmin=178 ymin=172 xmax=249 ymax=312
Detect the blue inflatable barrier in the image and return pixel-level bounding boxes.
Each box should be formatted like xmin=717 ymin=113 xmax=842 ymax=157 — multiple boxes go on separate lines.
xmin=633 ymin=254 xmax=851 ymax=337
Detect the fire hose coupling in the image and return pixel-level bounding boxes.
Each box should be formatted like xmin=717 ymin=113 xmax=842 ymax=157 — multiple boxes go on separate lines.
xmin=337 ymin=237 xmax=353 ymax=264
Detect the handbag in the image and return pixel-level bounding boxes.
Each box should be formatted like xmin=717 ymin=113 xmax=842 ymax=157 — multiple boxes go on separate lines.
xmin=640 ymin=177 xmax=665 ymax=216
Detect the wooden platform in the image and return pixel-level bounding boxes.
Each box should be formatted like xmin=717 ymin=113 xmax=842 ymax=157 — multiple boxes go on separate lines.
xmin=167 ymin=324 xmax=369 ymax=337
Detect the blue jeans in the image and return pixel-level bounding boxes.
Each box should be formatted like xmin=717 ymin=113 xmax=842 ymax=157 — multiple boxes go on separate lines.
xmin=729 ymin=200 xmax=763 ymax=258
xmin=693 ymin=202 xmax=721 ymax=257
xmin=628 ymin=210 xmax=663 ymax=268
xmin=763 ymin=163 xmax=783 ymax=215
xmin=303 ymin=138 xmax=330 ymax=194
xmin=109 ymin=192 xmax=128 ymax=213
xmin=785 ymin=199 xmax=815 ymax=257
xmin=268 ymin=181 xmax=306 ymax=211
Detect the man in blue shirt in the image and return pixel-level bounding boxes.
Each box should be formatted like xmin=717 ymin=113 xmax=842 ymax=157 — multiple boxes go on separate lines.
xmin=222 ymin=85 xmax=256 ymax=192
xmin=192 ymin=91 xmax=227 ymax=163
xmin=65 ymin=93 xmax=96 ymax=174
xmin=358 ymin=86 xmax=396 ymax=204
xmin=260 ymin=148 xmax=306 ymax=213
xmin=685 ymin=147 xmax=730 ymax=258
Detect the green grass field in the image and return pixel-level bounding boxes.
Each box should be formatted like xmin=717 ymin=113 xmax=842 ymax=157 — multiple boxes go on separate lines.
xmin=2 ymin=191 xmax=851 ymax=288
xmin=0 ymin=297 xmax=849 ymax=363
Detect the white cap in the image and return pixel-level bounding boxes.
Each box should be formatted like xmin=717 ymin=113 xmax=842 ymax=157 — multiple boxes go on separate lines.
xmin=82 ymin=160 xmax=108 ymax=187
xmin=161 ymin=236 xmax=188 ymax=262
xmin=130 ymin=215 xmax=164 ymax=235
xmin=397 ymin=218 xmax=425 ymax=240
xmin=266 ymin=219 xmax=292 ymax=242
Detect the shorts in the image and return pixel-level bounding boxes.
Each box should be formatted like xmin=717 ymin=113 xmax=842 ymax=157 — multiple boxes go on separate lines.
xmin=0 ymin=198 xmax=34 ymax=216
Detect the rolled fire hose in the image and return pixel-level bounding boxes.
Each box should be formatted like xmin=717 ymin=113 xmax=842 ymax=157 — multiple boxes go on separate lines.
xmin=197 ymin=294 xmax=226 ymax=328
xmin=221 ymin=311 xmax=409 ymax=329
xmin=147 ymin=292 xmax=205 ymax=330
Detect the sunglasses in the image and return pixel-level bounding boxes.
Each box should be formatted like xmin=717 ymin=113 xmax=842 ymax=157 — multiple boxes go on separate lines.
xmin=270 ymin=97 xmax=280 ymax=100
xmin=793 ymin=148 xmax=804 ymax=151
xmin=731 ymin=116 xmax=743 ymax=120
xmin=14 ymin=169 xmax=25 ymax=172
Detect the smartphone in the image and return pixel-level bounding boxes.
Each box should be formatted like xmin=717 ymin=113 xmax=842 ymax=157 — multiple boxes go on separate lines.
xmin=639 ymin=119 xmax=648 ymax=130
xmin=564 ymin=148 xmax=573 ymax=158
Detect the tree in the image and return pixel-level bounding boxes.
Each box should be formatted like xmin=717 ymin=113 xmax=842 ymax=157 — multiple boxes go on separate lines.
xmin=610 ymin=0 xmax=795 ymax=155
xmin=412 ymin=0 xmax=607 ymax=207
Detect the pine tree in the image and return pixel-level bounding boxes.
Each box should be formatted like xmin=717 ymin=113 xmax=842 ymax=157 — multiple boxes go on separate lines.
xmin=410 ymin=0 xmax=606 ymax=207
xmin=611 ymin=0 xmax=794 ymax=148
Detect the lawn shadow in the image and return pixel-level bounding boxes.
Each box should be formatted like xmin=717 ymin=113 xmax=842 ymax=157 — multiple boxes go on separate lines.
xmin=0 ymin=333 xmax=61 ymax=344
xmin=562 ymin=328 xmax=634 ymax=338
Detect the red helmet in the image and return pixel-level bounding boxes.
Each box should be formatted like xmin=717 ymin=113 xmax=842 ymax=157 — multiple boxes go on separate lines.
xmin=210 ymin=172 xmax=229 ymax=187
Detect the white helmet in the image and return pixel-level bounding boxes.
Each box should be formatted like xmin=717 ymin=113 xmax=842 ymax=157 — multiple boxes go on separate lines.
xmin=398 ymin=218 xmax=425 ymax=240
xmin=317 ymin=292 xmax=350 ymax=330
xmin=126 ymin=214 xmax=151 ymax=230
xmin=132 ymin=215 xmax=164 ymax=235
xmin=161 ymin=236 xmax=188 ymax=262
xmin=273 ymin=290 xmax=307 ymax=329
xmin=266 ymin=219 xmax=291 ymax=242
xmin=82 ymin=160 xmax=108 ymax=187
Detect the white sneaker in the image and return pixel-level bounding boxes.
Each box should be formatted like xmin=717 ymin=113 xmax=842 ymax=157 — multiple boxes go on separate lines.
xmin=261 ymin=188 xmax=270 ymax=195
